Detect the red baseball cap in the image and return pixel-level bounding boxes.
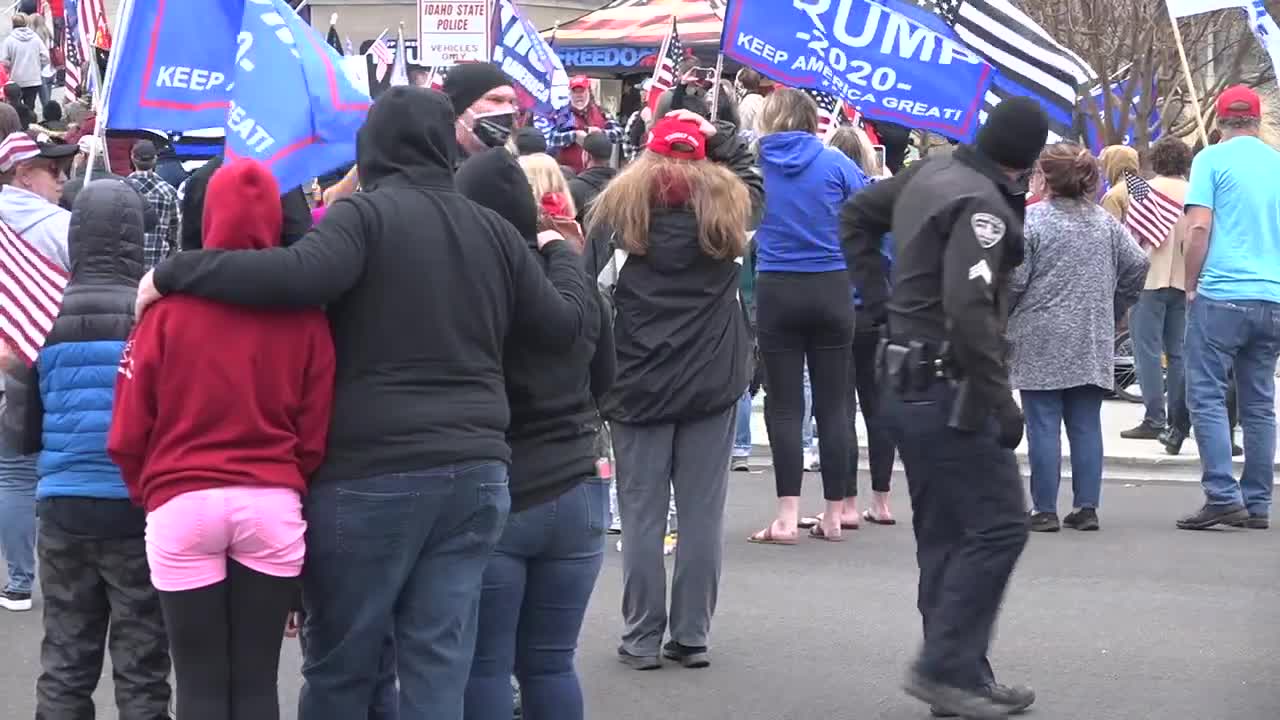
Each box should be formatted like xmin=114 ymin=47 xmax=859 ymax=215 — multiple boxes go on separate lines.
xmin=646 ymin=116 xmax=706 ymax=161
xmin=569 ymin=75 xmax=591 ymax=91
xmin=1216 ymin=85 xmax=1261 ymax=120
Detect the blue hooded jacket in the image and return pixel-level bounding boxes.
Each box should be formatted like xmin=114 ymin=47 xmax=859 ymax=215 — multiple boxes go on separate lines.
xmin=755 ymin=131 xmax=867 ymax=273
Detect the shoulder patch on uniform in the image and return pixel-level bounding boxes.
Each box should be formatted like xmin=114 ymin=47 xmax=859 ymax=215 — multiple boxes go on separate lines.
xmin=970 ymin=212 xmax=1006 ymax=248
xmin=968 ymin=259 xmax=992 ymax=285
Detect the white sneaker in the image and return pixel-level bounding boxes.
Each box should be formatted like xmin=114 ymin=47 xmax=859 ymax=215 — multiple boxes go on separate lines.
xmin=0 ymin=590 xmax=32 ymax=612
xmin=803 ymin=449 xmax=821 ymax=472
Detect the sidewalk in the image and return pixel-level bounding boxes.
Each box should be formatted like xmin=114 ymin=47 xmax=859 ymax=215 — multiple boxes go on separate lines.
xmin=747 ymin=392 xmax=1280 ymax=483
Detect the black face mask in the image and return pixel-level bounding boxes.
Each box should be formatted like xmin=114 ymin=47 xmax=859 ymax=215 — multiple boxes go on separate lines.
xmin=473 ymin=111 xmax=516 ymax=148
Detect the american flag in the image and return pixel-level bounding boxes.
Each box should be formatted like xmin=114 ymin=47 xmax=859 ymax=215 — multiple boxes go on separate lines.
xmin=368 ymin=36 xmax=394 ymax=67
xmin=1123 ymin=172 xmax=1181 ymax=249
xmin=804 ymin=89 xmax=842 ymax=140
xmin=63 ymin=0 xmax=108 ymax=101
xmin=0 ymin=222 xmax=68 ymax=366
xmin=646 ymin=17 xmax=682 ymax=113
xmin=910 ymin=0 xmax=1095 ymax=142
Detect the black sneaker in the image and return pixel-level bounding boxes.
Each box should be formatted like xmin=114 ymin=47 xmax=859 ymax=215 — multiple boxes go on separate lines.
xmin=1159 ymin=427 xmax=1187 ymax=455
xmin=616 ymin=647 xmax=661 ymax=670
xmin=662 ymin=641 xmax=710 ymax=668
xmin=931 ymin=682 xmax=1036 ymax=717
xmin=1029 ymin=512 xmax=1060 ymax=533
xmin=1121 ymin=421 xmax=1165 ymax=440
xmin=0 ymin=590 xmax=32 ymax=612
xmin=731 ymin=456 xmax=751 ymax=472
xmin=1063 ymin=508 xmax=1100 ymax=531
xmin=904 ymin=669 xmax=1012 ymax=720
xmin=1228 ymin=515 xmax=1270 ymax=530
xmin=1176 ymin=504 xmax=1249 ymax=530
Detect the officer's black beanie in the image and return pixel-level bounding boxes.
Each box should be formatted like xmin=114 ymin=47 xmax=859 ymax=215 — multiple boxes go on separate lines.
xmin=976 ymin=97 xmax=1050 ymax=171
xmin=442 ymin=63 xmax=512 ymax=117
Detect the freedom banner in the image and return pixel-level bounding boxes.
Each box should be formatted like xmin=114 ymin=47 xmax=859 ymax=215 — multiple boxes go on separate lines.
xmin=491 ymin=0 xmax=569 ymax=121
xmin=721 ymin=0 xmax=995 ymax=141
xmin=104 ymin=0 xmax=369 ymax=194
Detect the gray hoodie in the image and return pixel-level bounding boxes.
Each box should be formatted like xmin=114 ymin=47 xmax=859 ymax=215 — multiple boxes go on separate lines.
xmin=0 ymin=184 xmax=70 ymax=269
xmin=2 ymin=28 xmax=49 ymax=88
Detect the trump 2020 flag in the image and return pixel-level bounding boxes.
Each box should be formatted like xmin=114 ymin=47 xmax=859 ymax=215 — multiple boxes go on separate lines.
xmin=492 ymin=0 xmax=570 ymax=121
xmin=104 ymin=0 xmax=241 ymax=132
xmin=721 ymin=0 xmax=994 ymax=141
xmin=224 ymin=0 xmax=370 ymax=192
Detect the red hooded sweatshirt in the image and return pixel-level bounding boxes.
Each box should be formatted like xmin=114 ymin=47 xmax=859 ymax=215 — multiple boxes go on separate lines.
xmin=107 ymin=159 xmax=336 ymax=513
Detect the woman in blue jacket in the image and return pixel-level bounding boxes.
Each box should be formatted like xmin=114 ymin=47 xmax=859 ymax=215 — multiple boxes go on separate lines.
xmin=749 ymin=89 xmax=868 ymax=544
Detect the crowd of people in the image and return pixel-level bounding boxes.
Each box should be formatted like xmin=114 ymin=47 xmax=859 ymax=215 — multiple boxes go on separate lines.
xmin=0 ymin=46 xmax=1276 ymax=720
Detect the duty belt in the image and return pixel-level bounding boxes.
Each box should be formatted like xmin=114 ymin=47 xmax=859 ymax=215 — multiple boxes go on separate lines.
xmin=876 ymin=339 xmax=958 ymax=392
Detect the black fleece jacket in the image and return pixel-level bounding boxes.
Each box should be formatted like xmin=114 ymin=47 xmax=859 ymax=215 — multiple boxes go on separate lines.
xmin=154 ymin=87 xmax=594 ymax=484
xmin=457 ymin=148 xmax=615 ymax=512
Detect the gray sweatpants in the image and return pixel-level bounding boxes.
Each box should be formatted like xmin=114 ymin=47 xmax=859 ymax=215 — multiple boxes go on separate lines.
xmin=613 ymin=406 xmax=735 ymax=656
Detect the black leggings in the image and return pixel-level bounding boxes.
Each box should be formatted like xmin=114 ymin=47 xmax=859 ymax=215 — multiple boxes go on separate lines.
xmin=158 ymin=559 xmax=298 ymax=720
xmin=847 ymin=326 xmax=895 ymax=496
xmin=758 ymin=270 xmax=854 ymax=501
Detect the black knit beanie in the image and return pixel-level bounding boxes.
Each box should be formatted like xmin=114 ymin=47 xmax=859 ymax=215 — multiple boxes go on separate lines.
xmin=975 ymin=97 xmax=1049 ymax=171
xmin=442 ymin=63 xmax=513 ymax=117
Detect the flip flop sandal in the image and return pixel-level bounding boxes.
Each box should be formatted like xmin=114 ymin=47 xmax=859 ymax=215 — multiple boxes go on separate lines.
xmin=748 ymin=527 xmax=799 ymax=545
xmin=862 ymin=509 xmax=897 ymax=526
xmin=808 ymin=525 xmax=845 ymax=542
xmin=801 ymin=513 xmax=860 ymax=530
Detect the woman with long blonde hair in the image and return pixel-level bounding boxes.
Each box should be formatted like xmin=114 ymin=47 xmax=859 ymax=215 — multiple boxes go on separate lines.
xmin=589 ymin=109 xmax=761 ymax=671
xmin=517 ymin=152 xmax=585 ymax=250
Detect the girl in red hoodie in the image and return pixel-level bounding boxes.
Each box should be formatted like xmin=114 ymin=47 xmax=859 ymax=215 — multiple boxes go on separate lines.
xmin=107 ymin=158 xmax=336 ymax=720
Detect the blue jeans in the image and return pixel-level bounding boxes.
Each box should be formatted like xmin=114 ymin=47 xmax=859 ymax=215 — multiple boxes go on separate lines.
xmin=465 ymin=480 xmax=606 ymax=720
xmin=0 ymin=453 xmax=37 ymax=594
xmin=733 ymin=391 xmax=753 ymax=455
xmin=1185 ymin=297 xmax=1280 ymax=514
xmin=298 ymin=463 xmax=510 ymax=720
xmin=1021 ymin=386 xmax=1105 ymax=514
xmin=299 ymin=624 xmax=397 ymax=720
xmin=1130 ymin=288 xmax=1187 ymax=428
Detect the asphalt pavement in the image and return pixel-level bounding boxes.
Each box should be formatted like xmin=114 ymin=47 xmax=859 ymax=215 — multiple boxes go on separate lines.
xmin=1 ymin=461 xmax=1277 ymax=719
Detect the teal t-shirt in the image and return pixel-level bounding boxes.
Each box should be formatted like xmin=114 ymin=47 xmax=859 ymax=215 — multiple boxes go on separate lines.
xmin=1185 ymin=135 xmax=1280 ymax=303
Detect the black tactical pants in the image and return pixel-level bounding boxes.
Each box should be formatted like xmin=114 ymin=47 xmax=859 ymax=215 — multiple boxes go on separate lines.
xmin=36 ymin=511 xmax=172 ymax=720
xmin=883 ymin=381 xmax=1029 ymax=689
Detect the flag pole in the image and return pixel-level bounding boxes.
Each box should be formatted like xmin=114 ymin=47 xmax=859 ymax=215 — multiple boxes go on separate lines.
xmin=708 ymin=52 xmax=725 ymax=122
xmin=86 ymin=0 xmax=136 ymax=181
xmin=1167 ymin=8 xmax=1211 ymax=147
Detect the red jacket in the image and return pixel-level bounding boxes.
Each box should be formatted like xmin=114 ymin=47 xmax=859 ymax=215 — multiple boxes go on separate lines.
xmin=108 ymin=160 xmax=336 ymax=512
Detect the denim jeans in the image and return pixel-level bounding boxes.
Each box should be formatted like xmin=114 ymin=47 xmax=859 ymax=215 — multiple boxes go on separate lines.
xmin=733 ymin=391 xmax=753 ymax=456
xmin=1020 ymin=386 xmax=1106 ymax=514
xmin=299 ymin=626 xmax=397 ymax=720
xmin=298 ymin=463 xmax=510 ymax=720
xmin=465 ymin=480 xmax=607 ymax=720
xmin=0 ymin=453 xmax=37 ymax=594
xmin=1130 ymin=288 xmax=1187 ymax=428
xmin=1185 ymin=297 xmax=1280 ymax=514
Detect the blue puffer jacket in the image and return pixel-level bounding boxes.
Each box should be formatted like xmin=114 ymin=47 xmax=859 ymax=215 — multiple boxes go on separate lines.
xmin=30 ymin=180 xmax=145 ymax=501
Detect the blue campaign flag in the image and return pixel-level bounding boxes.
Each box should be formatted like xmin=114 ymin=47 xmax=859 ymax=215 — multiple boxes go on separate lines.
xmin=222 ymin=0 xmax=369 ymax=193
xmin=104 ymin=0 xmax=369 ymax=194
xmin=104 ymin=0 xmax=241 ymax=132
xmin=492 ymin=0 xmax=570 ymax=124
xmin=721 ymin=0 xmax=994 ymax=141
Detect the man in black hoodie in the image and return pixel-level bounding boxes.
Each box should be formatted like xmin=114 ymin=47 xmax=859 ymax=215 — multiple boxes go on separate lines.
xmin=135 ymin=86 xmax=594 ymax=720
xmin=567 ymin=132 xmax=616 ymax=226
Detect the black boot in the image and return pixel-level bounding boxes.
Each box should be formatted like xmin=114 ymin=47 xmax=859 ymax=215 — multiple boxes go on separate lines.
xmin=932 ymin=682 xmax=1037 ymax=716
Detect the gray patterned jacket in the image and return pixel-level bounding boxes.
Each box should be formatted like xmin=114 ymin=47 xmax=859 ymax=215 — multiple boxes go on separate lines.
xmin=1006 ymin=199 xmax=1149 ymax=392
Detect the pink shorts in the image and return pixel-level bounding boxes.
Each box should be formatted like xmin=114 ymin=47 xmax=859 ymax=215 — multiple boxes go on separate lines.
xmin=145 ymin=486 xmax=306 ymax=592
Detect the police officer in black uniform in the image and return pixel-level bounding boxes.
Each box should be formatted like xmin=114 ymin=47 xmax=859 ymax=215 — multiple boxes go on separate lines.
xmin=839 ymin=97 xmax=1049 ymax=719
